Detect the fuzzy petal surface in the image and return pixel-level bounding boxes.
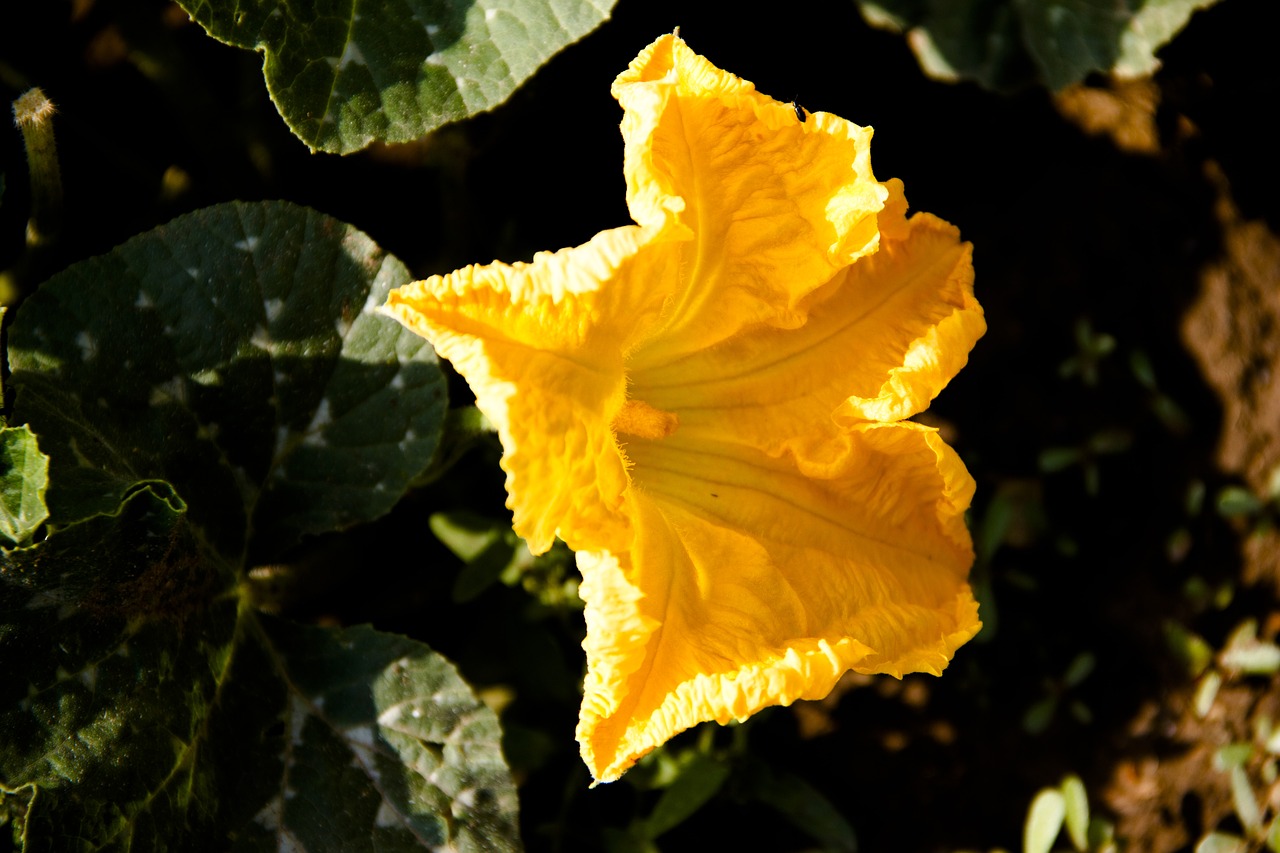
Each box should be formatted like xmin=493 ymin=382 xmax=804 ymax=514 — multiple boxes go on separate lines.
xmin=385 ymin=225 xmax=678 ymax=554
xmin=581 ymin=423 xmax=979 ymax=781
xmin=614 ymin=35 xmax=890 ymax=365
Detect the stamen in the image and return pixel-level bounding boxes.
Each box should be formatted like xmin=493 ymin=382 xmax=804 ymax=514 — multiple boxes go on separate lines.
xmin=613 ymin=399 xmax=679 ymax=439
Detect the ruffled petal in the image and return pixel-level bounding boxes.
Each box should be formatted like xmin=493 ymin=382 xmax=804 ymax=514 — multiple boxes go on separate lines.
xmin=629 ymin=185 xmax=983 ymax=461
xmin=579 ymin=422 xmax=979 ymax=782
xmin=614 ymin=34 xmax=891 ymax=364
xmin=385 ymin=226 xmax=678 ymax=554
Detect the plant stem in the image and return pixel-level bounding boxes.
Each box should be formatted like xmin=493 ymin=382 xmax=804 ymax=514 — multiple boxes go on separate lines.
xmin=13 ymin=87 xmax=64 ymax=250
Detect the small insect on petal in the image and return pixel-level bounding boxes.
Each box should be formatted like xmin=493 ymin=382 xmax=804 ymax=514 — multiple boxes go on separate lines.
xmin=791 ymin=100 xmax=807 ymax=123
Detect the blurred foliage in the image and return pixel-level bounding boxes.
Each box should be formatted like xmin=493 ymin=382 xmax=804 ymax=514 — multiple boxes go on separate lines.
xmin=856 ymin=0 xmax=1221 ymax=92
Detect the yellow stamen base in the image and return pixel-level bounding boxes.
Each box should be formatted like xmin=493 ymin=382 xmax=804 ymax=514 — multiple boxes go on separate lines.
xmin=613 ymin=399 xmax=679 ymax=439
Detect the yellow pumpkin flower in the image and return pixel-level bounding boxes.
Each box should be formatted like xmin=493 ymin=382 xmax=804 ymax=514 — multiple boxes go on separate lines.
xmin=385 ymin=33 xmax=986 ymax=783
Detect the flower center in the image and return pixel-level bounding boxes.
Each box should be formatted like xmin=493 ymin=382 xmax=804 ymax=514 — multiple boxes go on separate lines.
xmin=613 ymin=399 xmax=679 ymax=440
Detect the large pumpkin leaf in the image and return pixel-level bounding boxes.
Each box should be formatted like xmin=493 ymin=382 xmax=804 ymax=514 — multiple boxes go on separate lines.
xmin=0 ymin=202 xmax=512 ymax=851
xmin=174 ymin=0 xmax=616 ymax=153
xmin=6 ymin=200 xmax=447 ymax=563
xmin=218 ymin=618 xmax=520 ymax=852
xmin=0 ymin=498 xmax=518 ymax=850
xmin=0 ymin=484 xmax=241 ymax=850
xmin=857 ymin=0 xmax=1221 ymax=92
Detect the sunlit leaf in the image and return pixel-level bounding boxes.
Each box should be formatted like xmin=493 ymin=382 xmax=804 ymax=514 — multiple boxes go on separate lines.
xmin=1197 ymin=832 xmax=1248 ymax=853
xmin=220 ymin=617 xmax=520 ymax=852
xmin=1024 ymin=787 xmax=1066 ymax=853
xmin=174 ymin=0 xmax=617 ymax=153
xmin=0 ymin=425 xmax=49 ymax=546
xmin=1195 ymin=670 xmax=1222 ymax=718
xmin=1221 ymin=619 xmax=1280 ymax=676
xmin=1060 ymin=774 xmax=1089 ymax=851
xmin=7 ymin=201 xmax=447 ymax=562
xmin=1214 ymin=743 xmax=1254 ymax=771
xmin=1164 ymin=621 xmax=1214 ymax=678
xmin=1230 ymin=765 xmax=1262 ymax=833
xmin=0 ymin=202 xmax=492 ymax=850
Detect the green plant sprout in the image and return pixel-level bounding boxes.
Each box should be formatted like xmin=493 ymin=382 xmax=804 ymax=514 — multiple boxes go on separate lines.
xmin=1023 ymin=653 xmax=1096 ymax=735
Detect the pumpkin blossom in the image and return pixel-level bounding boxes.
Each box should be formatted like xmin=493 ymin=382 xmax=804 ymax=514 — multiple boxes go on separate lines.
xmin=385 ymin=33 xmax=986 ymax=783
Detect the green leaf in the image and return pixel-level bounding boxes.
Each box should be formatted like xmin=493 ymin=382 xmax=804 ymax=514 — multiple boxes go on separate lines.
xmin=0 ymin=425 xmax=50 ymax=546
xmin=1060 ymin=774 xmax=1089 ymax=851
xmin=1230 ymin=765 xmax=1262 ymax=833
xmin=431 ymin=511 xmax=531 ymax=602
xmin=432 ymin=510 xmax=506 ymax=563
xmin=1024 ymin=787 xmax=1066 ymax=853
xmin=0 ymin=485 xmax=241 ymax=849
xmin=1221 ymin=619 xmax=1280 ymax=676
xmin=1197 ymin=833 xmax=1248 ymax=853
xmin=1023 ymin=695 xmax=1057 ymax=734
xmin=0 ymin=203 xmax=509 ymax=850
xmin=1214 ymin=743 xmax=1254 ymax=771
xmin=7 ymin=201 xmax=447 ymax=562
xmin=225 ymin=617 xmax=520 ymax=852
xmin=739 ymin=760 xmax=858 ymax=853
xmin=1195 ymin=670 xmax=1222 ymax=718
xmin=1062 ymin=652 xmax=1095 ymax=688
xmin=1217 ymin=486 xmax=1263 ymax=518
xmin=638 ymin=753 xmax=729 ymax=841
xmin=1164 ymin=620 xmax=1215 ymax=678
xmin=1 ymin=544 xmax=520 ymax=851
xmin=1039 ymin=447 xmax=1083 ymax=473
xmin=174 ymin=0 xmax=617 ymax=154
xmin=856 ymin=0 xmax=1222 ymax=93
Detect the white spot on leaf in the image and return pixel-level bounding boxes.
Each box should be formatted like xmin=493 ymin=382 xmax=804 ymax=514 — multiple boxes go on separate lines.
xmin=251 ymin=325 xmax=273 ymax=352
xmin=274 ymin=425 xmax=290 ymax=460
xmin=303 ymin=399 xmax=332 ymax=446
xmin=234 ymin=235 xmax=260 ymax=252
xmin=150 ymin=376 xmax=186 ymax=406
xmin=335 ymin=40 xmax=367 ymax=70
xmin=288 ymin=695 xmax=308 ymax=745
xmin=374 ymin=800 xmax=400 ymax=828
xmin=345 ymin=725 xmax=375 ymax=748
xmin=75 ymin=331 xmax=97 ymax=361
xmin=264 ymin=298 xmax=284 ymax=322
xmin=135 ymin=291 xmax=154 ymax=309
xmin=253 ymin=796 xmax=283 ymax=830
